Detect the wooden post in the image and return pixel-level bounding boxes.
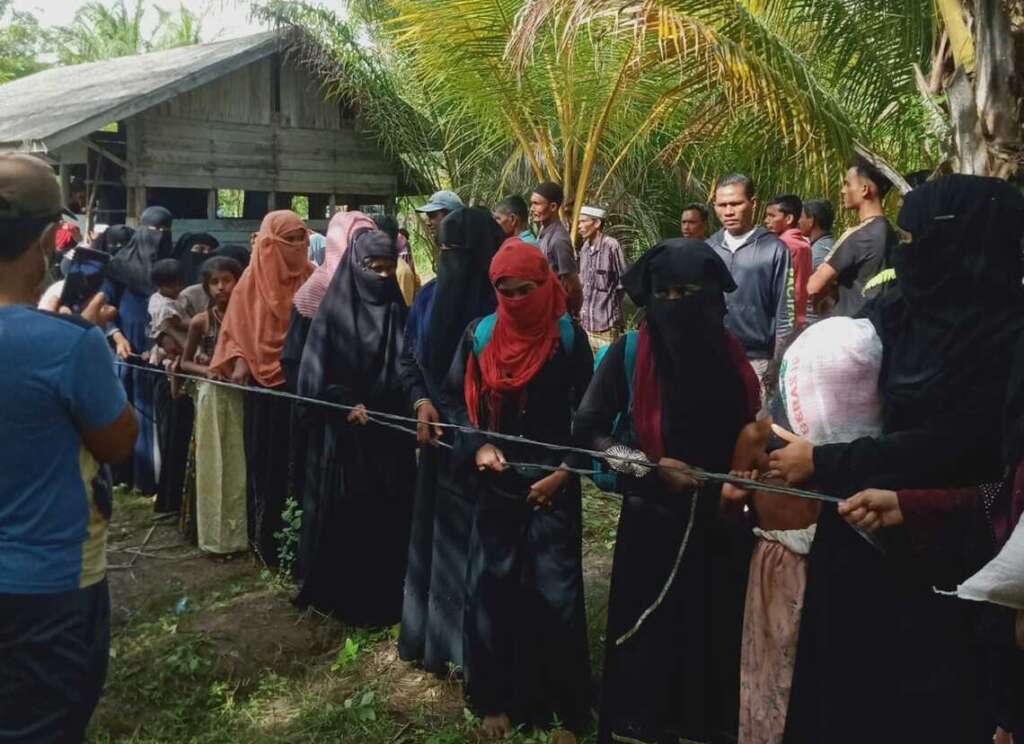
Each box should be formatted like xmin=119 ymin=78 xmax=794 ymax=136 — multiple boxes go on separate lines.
xmin=207 ymin=189 xmax=218 ymax=219
xmin=130 ymin=186 xmax=145 ymax=226
xmin=329 ymin=193 xmax=337 ymax=216
xmin=267 ymin=191 xmax=277 ymax=213
xmin=58 ymin=162 xmax=71 ymax=207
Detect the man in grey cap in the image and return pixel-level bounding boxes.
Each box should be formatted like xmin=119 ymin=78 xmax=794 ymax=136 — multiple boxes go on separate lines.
xmin=0 ymin=153 xmax=138 ymax=742
xmin=416 ymin=189 xmax=464 ymax=239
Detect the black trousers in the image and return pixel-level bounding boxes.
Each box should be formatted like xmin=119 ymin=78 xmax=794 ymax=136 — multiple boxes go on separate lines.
xmin=0 ymin=579 xmax=111 ymax=743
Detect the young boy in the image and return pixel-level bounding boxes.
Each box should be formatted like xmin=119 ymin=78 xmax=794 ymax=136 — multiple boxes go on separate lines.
xmin=148 ymin=258 xmax=207 ymax=364
xmin=722 ymin=316 xmax=883 ymax=744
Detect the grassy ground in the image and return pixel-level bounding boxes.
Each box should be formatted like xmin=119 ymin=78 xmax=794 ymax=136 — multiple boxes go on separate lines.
xmin=88 ymin=485 xmax=620 ymax=744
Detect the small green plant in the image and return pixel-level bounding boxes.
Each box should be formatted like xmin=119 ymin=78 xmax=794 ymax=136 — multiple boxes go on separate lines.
xmin=331 ymin=636 xmax=362 ymax=671
xmin=161 ymin=640 xmax=209 ymax=678
xmin=273 ymin=496 xmax=302 ymax=578
xmin=343 ymin=690 xmax=377 ymax=723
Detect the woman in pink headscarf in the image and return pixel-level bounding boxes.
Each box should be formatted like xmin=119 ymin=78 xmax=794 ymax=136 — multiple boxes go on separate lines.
xmin=282 ymin=210 xmax=377 ymax=390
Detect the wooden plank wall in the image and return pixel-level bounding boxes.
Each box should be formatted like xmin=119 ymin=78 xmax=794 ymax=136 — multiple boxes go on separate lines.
xmin=172 ymin=218 xmax=330 ymax=247
xmin=123 ymin=56 xmax=398 ymax=199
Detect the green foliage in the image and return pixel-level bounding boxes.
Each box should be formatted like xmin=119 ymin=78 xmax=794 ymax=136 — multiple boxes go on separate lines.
xmin=153 ymin=2 xmax=204 ymax=49
xmin=216 ymin=189 xmax=244 ymax=219
xmin=0 ymin=0 xmax=49 ymax=83
xmin=258 ymin=0 xmax=948 ymax=249
xmin=273 ymin=495 xmax=302 ymax=576
xmin=51 ymin=0 xmax=205 ymax=66
xmin=331 ymin=636 xmax=362 ymax=671
xmin=290 ymin=194 xmax=310 ymax=219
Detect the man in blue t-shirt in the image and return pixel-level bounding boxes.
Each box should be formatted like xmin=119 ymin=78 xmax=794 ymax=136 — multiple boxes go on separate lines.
xmin=0 ymin=153 xmax=138 ymax=742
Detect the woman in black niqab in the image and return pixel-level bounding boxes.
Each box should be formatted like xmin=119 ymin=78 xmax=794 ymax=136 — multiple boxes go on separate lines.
xmin=397 ymin=207 xmax=505 ymax=674
xmin=779 ymin=175 xmax=1024 ymax=744
xmin=574 ymin=239 xmax=760 ymax=744
xmin=102 ymin=205 xmax=174 ymax=495
xmin=294 ymin=229 xmax=415 ymax=625
xmin=107 ymin=206 xmax=173 ymax=294
xmin=425 ymin=207 xmax=505 ymax=380
xmin=90 ymin=224 xmax=134 ymax=256
xmin=173 ymin=232 xmax=220 ymax=285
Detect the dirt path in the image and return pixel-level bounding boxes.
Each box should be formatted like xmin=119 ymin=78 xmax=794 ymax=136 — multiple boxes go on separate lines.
xmin=90 ymin=489 xmax=617 ymax=743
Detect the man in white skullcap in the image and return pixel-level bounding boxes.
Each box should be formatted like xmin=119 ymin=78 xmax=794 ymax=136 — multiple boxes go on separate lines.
xmin=577 ymin=204 xmax=627 ymax=354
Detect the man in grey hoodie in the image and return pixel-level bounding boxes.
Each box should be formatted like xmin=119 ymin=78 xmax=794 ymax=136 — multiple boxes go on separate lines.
xmin=706 ymin=173 xmax=794 ymax=391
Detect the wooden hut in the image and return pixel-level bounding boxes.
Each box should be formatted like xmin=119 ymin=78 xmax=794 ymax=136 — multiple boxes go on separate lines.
xmin=0 ymin=30 xmax=407 ymax=244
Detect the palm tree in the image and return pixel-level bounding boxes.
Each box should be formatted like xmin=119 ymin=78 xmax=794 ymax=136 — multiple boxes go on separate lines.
xmin=52 ymin=0 xmax=149 ymax=65
xmin=256 ymin=0 xmax=1020 ymax=250
xmin=52 ymin=0 xmax=207 ymax=66
xmin=154 ymin=3 xmax=205 ymax=49
xmin=927 ymin=0 xmax=1021 ymax=178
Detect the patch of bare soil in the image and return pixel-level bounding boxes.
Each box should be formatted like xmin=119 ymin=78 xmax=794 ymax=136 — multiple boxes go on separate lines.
xmin=105 ymin=508 xmax=257 ymax=628
xmin=186 ymin=591 xmax=342 ymax=679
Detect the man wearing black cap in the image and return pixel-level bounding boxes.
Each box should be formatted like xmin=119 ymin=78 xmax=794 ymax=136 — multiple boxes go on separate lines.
xmin=0 ymin=153 xmax=138 ymax=742
xmin=530 ymin=181 xmax=583 ymax=315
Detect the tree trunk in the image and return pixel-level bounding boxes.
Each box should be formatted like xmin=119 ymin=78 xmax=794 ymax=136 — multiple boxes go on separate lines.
xmin=944 ymin=0 xmax=1022 ymax=178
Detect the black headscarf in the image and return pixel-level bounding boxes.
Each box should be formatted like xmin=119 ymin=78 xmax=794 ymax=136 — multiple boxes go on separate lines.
xmin=89 ymin=224 xmax=134 ymax=256
xmin=213 ymin=243 xmax=251 ymax=270
xmin=107 ymin=206 xmax=174 ymax=294
xmin=173 ymin=232 xmax=220 ymax=284
xmin=423 ymin=207 xmax=505 ymax=381
xmin=879 ymin=175 xmax=1024 ymax=439
xmin=298 ymin=229 xmax=407 ymax=405
xmin=623 ymin=239 xmax=749 ymax=466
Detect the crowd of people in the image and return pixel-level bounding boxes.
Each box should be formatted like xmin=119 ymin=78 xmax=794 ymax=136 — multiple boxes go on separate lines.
xmin=3 ymin=148 xmax=1024 ymax=744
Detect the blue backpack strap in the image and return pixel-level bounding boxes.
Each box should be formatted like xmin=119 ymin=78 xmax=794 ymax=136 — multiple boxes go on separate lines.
xmin=590 ymin=330 xmax=640 ymax=492
xmin=558 ymin=315 xmax=575 ymax=354
xmin=622 ymin=330 xmax=638 ymax=406
xmin=472 ymin=313 xmax=498 ymax=356
xmin=475 ymin=313 xmax=575 ymax=356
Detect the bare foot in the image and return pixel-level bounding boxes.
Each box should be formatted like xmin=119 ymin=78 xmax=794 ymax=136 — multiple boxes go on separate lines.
xmin=549 ymin=731 xmax=577 ymax=744
xmin=480 ymin=713 xmax=512 ymax=740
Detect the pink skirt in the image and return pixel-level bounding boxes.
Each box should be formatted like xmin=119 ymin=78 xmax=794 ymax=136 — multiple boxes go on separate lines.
xmin=739 ymin=537 xmax=809 ymax=744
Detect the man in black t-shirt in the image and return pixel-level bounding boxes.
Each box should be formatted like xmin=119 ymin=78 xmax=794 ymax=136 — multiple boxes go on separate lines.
xmin=807 ymin=157 xmax=897 ymax=317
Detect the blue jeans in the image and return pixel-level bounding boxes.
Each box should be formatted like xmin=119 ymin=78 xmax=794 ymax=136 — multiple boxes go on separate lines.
xmin=0 ymin=579 xmax=110 ymax=743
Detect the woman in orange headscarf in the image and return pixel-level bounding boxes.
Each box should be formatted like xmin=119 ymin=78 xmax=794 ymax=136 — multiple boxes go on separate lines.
xmin=209 ymin=210 xmax=313 ymax=564
xmin=443 ymin=238 xmax=594 ymax=743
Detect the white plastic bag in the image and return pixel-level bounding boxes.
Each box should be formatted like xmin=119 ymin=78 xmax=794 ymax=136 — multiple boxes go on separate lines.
xmin=956 ymin=515 xmax=1024 ymax=610
xmin=779 ymin=317 xmax=884 ymax=446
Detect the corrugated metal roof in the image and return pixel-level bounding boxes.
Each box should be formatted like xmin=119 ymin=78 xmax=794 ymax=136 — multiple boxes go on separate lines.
xmin=0 ymin=31 xmax=283 ymax=152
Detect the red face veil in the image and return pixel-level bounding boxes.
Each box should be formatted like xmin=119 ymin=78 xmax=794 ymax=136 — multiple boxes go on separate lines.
xmin=464 ymin=238 xmax=567 ymax=428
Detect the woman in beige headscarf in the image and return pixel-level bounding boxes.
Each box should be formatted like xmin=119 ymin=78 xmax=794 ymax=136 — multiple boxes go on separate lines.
xmin=209 ymin=210 xmax=313 ymax=564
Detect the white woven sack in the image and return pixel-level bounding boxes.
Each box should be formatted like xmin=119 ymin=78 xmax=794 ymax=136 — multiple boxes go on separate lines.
xmin=779 ymin=317 xmax=884 ymax=446
xmin=956 ymin=515 xmax=1024 ymax=610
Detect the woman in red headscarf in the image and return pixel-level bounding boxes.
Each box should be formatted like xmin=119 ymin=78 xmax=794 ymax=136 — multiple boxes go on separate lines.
xmin=442 ymin=238 xmax=594 ymax=743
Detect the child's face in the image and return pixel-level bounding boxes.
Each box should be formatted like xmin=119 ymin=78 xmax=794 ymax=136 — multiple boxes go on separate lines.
xmin=206 ymin=271 xmax=237 ymax=308
xmin=159 ymin=282 xmax=183 ymax=299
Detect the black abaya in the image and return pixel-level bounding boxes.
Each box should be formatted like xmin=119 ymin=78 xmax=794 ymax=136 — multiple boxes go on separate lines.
xmin=281 ymin=308 xmax=314 ymax=579
xmin=243 ymin=388 xmax=294 ymax=567
xmin=153 ymin=376 xmax=194 ymax=513
xmin=397 ymin=209 xmax=503 ymax=674
xmin=574 ymin=338 xmax=753 ymax=744
xmin=573 ymin=240 xmax=757 ymax=744
xmin=785 ymin=176 xmax=1024 ymax=743
xmin=444 ymin=317 xmax=594 ymax=733
xmin=295 ymin=230 xmax=416 ymax=625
